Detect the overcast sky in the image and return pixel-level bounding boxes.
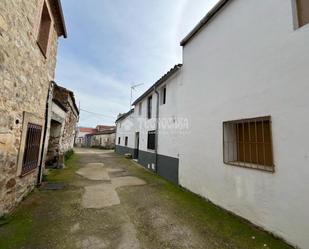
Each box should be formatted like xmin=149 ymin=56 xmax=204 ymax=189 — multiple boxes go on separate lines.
xmin=55 ymin=0 xmax=219 ymax=127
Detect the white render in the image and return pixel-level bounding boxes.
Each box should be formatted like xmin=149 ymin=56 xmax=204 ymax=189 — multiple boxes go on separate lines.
xmin=115 ymin=0 xmax=309 ymax=248
xmin=178 ymin=0 xmax=309 ymax=248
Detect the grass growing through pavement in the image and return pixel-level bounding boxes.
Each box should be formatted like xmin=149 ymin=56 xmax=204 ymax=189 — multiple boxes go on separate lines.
xmin=47 ymin=153 xmax=79 ymax=183
xmin=0 ymin=154 xmax=80 ymax=249
xmin=121 ymin=157 xmax=293 ymax=249
xmin=0 ymin=192 xmax=37 ymax=249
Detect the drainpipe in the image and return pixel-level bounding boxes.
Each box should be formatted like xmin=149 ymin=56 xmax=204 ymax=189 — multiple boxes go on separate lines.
xmin=154 ymin=86 xmax=160 ymax=173
xmin=37 ymin=81 xmax=53 ymax=185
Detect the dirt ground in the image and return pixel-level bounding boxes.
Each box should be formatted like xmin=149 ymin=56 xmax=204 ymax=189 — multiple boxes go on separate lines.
xmin=0 ymin=148 xmax=293 ymax=249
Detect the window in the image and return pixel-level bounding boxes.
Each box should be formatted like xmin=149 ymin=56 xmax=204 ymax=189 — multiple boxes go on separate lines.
xmin=147 ymin=130 xmax=156 ymax=150
xmin=37 ymin=2 xmax=52 ymax=57
xmin=22 ymin=123 xmax=42 ymax=175
xmin=161 ymin=87 xmax=166 ymax=105
xmin=125 ymin=137 xmax=128 ymax=146
xmin=223 ymin=116 xmax=274 ymax=172
xmin=296 ymin=0 xmax=309 ymax=27
xmin=138 ymin=103 xmax=142 ymax=116
xmin=147 ymin=96 xmax=152 ymax=119
xmin=118 ymin=137 xmax=121 ymax=145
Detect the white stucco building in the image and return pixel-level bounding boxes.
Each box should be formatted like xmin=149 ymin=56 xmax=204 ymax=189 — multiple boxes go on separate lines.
xmin=116 ymin=1 xmax=309 ymax=248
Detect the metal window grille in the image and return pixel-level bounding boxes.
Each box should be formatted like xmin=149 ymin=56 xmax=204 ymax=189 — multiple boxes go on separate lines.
xmin=22 ymin=123 xmax=42 ymax=175
xmin=223 ymin=116 xmax=274 ymax=172
xmin=147 ymin=130 xmax=156 ymax=150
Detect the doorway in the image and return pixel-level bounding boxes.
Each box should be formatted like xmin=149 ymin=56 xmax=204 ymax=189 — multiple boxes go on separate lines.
xmin=135 ymin=132 xmax=140 ymax=159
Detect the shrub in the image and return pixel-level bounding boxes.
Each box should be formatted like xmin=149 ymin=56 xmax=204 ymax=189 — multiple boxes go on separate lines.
xmin=64 ymin=149 xmax=74 ymax=161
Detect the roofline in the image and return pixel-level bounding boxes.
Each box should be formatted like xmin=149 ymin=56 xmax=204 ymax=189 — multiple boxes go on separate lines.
xmin=115 ymin=109 xmax=134 ymax=123
xmin=180 ymin=0 xmax=231 ymax=46
xmin=90 ymin=130 xmax=116 ymax=136
xmin=56 ymin=0 xmax=67 ymax=38
xmin=52 ymin=98 xmax=68 ymax=112
xmin=132 ymin=64 xmax=182 ymax=106
xmin=51 ymin=81 xmax=79 ymax=114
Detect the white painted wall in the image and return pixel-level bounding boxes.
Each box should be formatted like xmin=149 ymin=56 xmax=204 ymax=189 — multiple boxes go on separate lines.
xmin=116 ymin=72 xmax=184 ymax=160
xmin=178 ymin=0 xmax=309 ymax=248
xmin=156 ymin=71 xmax=183 ymax=159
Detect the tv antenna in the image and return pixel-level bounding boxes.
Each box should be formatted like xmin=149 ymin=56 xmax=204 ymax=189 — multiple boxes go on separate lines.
xmin=130 ymin=83 xmax=144 ymax=109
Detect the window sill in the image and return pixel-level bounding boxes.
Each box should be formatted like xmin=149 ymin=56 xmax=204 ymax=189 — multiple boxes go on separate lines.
xmin=20 ymin=168 xmax=37 ymax=178
xmin=36 ymin=42 xmax=47 ymax=59
xmin=224 ymin=161 xmax=275 ymax=173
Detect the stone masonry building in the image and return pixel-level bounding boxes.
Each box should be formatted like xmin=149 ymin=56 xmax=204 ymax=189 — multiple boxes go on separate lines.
xmin=0 ymin=0 xmax=67 ymax=216
xmin=46 ymin=83 xmax=79 ymax=167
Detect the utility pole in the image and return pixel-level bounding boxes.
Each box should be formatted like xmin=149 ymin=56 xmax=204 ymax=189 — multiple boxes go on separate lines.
xmin=130 ymin=83 xmax=144 ymax=109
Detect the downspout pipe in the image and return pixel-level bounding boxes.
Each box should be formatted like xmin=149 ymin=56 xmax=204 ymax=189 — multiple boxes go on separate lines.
xmin=37 ymin=81 xmax=53 ymax=185
xmin=154 ymin=86 xmax=160 ymax=173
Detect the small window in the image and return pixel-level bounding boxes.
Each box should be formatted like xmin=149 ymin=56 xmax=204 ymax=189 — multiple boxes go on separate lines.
xmin=125 ymin=137 xmax=128 ymax=146
xmin=161 ymin=87 xmax=166 ymax=105
xmin=37 ymin=2 xmax=52 ymax=57
xmin=147 ymin=96 xmax=152 ymax=119
xmin=138 ymin=103 xmax=142 ymax=116
xmin=147 ymin=130 xmax=156 ymax=150
xmin=223 ymin=116 xmax=274 ymax=172
xmin=118 ymin=137 xmax=121 ymax=145
xmin=296 ymin=0 xmax=309 ymax=27
xmin=22 ymin=123 xmax=42 ymax=175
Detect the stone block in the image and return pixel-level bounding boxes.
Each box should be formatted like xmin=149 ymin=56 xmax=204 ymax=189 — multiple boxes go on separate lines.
xmin=0 ymin=14 xmax=8 ymax=31
xmin=6 ymin=179 xmax=16 ymax=189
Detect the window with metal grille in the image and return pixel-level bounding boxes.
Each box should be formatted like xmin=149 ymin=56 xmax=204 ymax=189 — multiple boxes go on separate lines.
xmin=297 ymin=0 xmax=309 ymax=27
xmin=223 ymin=116 xmax=274 ymax=172
xmin=22 ymin=123 xmax=42 ymax=175
xmin=147 ymin=130 xmax=156 ymax=150
xmin=37 ymin=2 xmax=52 ymax=57
xmin=147 ymin=96 xmax=152 ymax=119
xmin=125 ymin=137 xmax=128 ymax=146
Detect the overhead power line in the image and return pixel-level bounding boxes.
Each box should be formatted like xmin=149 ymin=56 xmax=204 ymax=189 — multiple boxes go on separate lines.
xmin=80 ymin=109 xmax=116 ymax=119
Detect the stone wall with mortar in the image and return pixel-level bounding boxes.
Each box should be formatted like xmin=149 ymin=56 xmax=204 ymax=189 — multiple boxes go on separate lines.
xmin=0 ymin=0 xmax=60 ymax=216
xmin=52 ymin=86 xmax=79 ymax=155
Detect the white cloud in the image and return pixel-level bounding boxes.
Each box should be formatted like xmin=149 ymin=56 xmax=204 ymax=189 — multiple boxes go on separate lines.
xmin=56 ymin=0 xmax=220 ymax=127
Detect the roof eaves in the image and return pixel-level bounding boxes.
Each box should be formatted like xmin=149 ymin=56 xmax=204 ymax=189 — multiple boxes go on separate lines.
xmin=132 ymin=64 xmax=182 ymax=106
xmin=56 ymin=0 xmax=67 ymax=38
xmin=115 ymin=109 xmax=134 ymax=123
xmin=180 ymin=0 xmax=231 ymax=46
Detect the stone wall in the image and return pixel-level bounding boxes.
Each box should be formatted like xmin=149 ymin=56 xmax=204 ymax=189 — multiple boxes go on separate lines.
xmin=60 ymin=99 xmax=78 ymax=154
xmin=91 ymin=133 xmax=116 ymax=149
xmin=0 ymin=0 xmax=60 ymax=216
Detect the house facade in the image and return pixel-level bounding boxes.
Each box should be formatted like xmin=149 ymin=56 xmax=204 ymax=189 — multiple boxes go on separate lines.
xmin=75 ymin=127 xmax=97 ymax=147
xmin=89 ymin=130 xmax=116 ymax=149
xmin=0 ymin=0 xmax=67 ymax=216
xmin=45 ymin=83 xmax=79 ymax=168
xmin=76 ymin=125 xmax=116 ymax=148
xmin=116 ymin=65 xmax=182 ymax=184
xmin=116 ymin=1 xmax=309 ymax=248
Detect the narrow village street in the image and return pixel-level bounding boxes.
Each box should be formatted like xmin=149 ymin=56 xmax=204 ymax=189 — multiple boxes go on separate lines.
xmin=0 ymin=149 xmax=291 ymax=249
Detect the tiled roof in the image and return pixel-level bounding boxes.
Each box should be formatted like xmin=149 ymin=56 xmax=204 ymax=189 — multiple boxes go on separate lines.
xmin=132 ymin=64 xmax=182 ymax=106
xmin=115 ymin=109 xmax=134 ymax=123
xmin=79 ymin=127 xmax=97 ymax=133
